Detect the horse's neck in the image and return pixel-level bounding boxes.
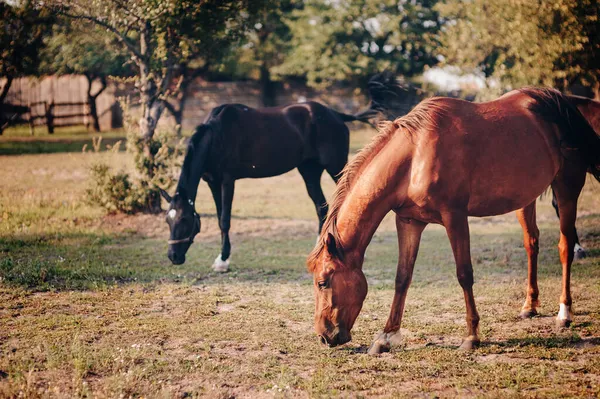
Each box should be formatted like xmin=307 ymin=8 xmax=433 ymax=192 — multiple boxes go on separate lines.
xmin=335 ymin=176 xmax=395 ymax=265
xmin=176 ymin=132 xmax=211 ymax=202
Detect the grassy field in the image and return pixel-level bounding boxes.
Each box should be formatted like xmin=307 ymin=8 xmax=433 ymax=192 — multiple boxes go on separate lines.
xmin=0 ymin=126 xmax=127 ymax=155
xmin=1 ymin=127 xmax=600 ymax=397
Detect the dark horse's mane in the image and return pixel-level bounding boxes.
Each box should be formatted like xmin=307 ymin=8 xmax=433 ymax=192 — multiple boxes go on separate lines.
xmin=175 ymin=105 xmax=228 ymax=197
xmin=307 ymin=98 xmax=448 ymax=271
xmin=519 ymin=87 xmax=600 ymax=181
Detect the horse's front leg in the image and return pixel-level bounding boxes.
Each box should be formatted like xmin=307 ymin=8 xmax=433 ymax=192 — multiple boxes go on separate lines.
xmin=443 ymin=212 xmax=480 ymax=350
xmin=516 ymin=201 xmax=540 ymax=318
xmin=368 ymin=216 xmax=427 ymax=355
xmin=212 ymin=177 xmax=235 ymax=272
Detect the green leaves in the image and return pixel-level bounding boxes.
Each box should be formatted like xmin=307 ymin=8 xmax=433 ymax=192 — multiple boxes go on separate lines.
xmin=274 ymin=0 xmax=441 ymax=88
xmin=0 ymin=1 xmax=54 ymax=78
xmin=437 ymin=0 xmax=600 ymax=95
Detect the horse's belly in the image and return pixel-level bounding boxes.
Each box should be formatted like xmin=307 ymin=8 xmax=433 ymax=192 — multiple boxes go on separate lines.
xmin=467 ymin=167 xmax=555 ymax=216
xmin=231 ymin=148 xmax=305 ymax=178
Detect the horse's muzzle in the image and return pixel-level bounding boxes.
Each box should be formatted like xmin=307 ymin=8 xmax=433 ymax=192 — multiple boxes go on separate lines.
xmin=318 ymin=329 xmax=351 ymax=347
xmin=168 ymin=250 xmax=186 ymax=265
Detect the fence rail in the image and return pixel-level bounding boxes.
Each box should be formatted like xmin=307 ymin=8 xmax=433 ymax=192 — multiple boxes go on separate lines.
xmin=1 ymin=100 xmax=91 ymax=134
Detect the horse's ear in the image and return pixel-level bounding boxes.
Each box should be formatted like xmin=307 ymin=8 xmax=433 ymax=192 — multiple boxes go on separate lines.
xmin=159 ymin=188 xmax=172 ymax=203
xmin=326 ymin=232 xmax=339 ymax=259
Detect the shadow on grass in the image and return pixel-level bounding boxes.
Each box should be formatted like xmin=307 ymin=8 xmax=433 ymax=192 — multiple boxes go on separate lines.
xmin=492 ymin=335 xmax=600 ymax=349
xmin=0 ymin=231 xmax=313 ymax=292
xmin=0 ymin=136 xmax=126 ymax=155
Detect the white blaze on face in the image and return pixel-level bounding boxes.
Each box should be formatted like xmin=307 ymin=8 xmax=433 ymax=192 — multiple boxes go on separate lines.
xmin=168 ymin=209 xmax=177 ymax=220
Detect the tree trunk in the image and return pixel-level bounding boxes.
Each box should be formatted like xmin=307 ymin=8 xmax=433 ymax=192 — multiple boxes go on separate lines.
xmin=260 ymin=62 xmax=276 ymax=107
xmin=85 ymin=74 xmax=107 ymax=132
xmin=173 ymin=109 xmax=183 ymax=137
xmin=593 ymin=79 xmax=600 ymax=101
xmin=174 ymin=74 xmax=192 ymax=137
xmin=0 ymin=76 xmax=14 ymax=135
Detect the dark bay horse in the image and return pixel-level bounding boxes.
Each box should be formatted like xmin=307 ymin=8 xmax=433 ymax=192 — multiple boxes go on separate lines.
xmin=160 ymin=74 xmax=402 ymax=271
xmin=553 ymin=94 xmax=600 ymax=259
xmin=307 ymin=88 xmax=600 ymax=353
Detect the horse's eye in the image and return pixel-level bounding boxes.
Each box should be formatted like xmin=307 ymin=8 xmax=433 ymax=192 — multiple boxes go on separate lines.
xmin=318 ymin=280 xmax=329 ymax=289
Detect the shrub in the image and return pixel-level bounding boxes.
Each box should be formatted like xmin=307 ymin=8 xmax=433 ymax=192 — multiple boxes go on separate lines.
xmin=86 ymin=125 xmax=184 ymax=214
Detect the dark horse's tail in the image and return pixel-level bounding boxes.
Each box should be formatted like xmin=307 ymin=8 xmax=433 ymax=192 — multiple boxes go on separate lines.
xmin=333 ymin=71 xmax=406 ymax=125
xmin=521 ymin=87 xmax=600 ymax=182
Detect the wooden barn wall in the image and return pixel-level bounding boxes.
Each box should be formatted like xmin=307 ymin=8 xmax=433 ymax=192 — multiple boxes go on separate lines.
xmin=3 ymin=75 xmax=117 ymax=130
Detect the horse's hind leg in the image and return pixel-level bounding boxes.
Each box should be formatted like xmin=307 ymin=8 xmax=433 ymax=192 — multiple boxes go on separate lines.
xmin=552 ymin=171 xmax=586 ymax=328
xmin=516 ymin=201 xmax=540 ymax=318
xmin=552 ymin=189 xmax=585 ymax=259
xmin=368 ymin=215 xmax=426 ymax=355
xmin=442 ymin=212 xmax=480 ymax=350
xmin=298 ymin=160 xmax=327 ymax=233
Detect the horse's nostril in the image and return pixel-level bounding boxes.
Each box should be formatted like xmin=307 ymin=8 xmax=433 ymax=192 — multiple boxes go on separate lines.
xmin=319 ymin=335 xmax=328 ymax=345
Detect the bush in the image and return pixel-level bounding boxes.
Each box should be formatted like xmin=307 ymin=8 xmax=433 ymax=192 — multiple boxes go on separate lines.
xmin=86 ymin=128 xmax=184 ymax=214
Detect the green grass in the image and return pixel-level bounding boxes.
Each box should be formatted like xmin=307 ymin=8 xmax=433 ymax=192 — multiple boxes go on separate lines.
xmin=1 ymin=128 xmax=600 ymax=397
xmin=0 ymin=125 xmax=126 ymax=155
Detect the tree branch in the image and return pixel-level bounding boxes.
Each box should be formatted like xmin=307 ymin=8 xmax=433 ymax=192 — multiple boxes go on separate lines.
xmin=90 ymin=76 xmax=108 ymax=99
xmin=0 ymin=76 xmax=14 ymax=104
xmin=56 ymin=9 xmax=143 ymax=62
xmin=162 ymin=98 xmax=177 ymax=116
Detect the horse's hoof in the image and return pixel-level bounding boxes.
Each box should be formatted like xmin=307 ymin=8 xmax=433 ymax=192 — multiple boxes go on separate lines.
xmin=212 ymin=254 xmax=230 ymax=273
xmin=367 ymin=331 xmax=401 ymax=355
xmin=555 ymin=318 xmax=572 ymax=329
xmin=367 ymin=341 xmax=390 ymax=355
xmin=519 ymin=309 xmax=538 ymax=319
xmin=556 ymin=304 xmax=573 ymax=329
xmin=458 ymin=336 xmax=480 ymax=350
xmin=574 ymin=245 xmax=586 ymax=260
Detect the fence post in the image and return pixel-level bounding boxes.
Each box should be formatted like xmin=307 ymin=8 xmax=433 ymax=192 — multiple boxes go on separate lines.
xmin=45 ymin=101 xmax=54 ymax=134
xmin=28 ymin=99 xmax=34 ymax=135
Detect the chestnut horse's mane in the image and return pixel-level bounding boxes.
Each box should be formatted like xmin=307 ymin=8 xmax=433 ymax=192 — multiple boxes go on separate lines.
xmin=307 ymin=97 xmax=448 ymax=272
xmin=307 ymin=87 xmax=600 ymax=273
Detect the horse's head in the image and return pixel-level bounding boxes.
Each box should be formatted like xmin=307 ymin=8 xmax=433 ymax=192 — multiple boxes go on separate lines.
xmin=308 ymin=233 xmax=367 ymax=347
xmin=160 ymin=188 xmax=200 ymax=265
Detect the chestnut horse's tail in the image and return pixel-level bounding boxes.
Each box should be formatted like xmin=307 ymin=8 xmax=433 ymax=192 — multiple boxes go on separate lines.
xmin=521 ymin=87 xmax=600 ymax=182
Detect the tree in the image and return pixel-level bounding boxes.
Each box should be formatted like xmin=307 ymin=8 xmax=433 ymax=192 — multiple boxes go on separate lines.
xmin=437 ymin=0 xmax=600 ymax=98
xmin=50 ymin=0 xmax=266 ymax=213
xmin=274 ymin=0 xmax=441 ymax=88
xmin=0 ymin=0 xmax=53 ymax=133
xmin=41 ymin=23 xmax=131 ymax=131
xmin=219 ymin=0 xmax=302 ymax=106
xmin=51 ymin=0 xmax=266 ymax=140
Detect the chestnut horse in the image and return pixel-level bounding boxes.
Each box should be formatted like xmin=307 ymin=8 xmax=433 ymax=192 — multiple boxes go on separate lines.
xmin=160 ymin=73 xmax=403 ymax=271
xmin=307 ymin=88 xmax=600 ymax=353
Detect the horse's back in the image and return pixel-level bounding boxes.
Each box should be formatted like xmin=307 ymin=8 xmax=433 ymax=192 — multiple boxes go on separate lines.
xmin=400 ymin=93 xmax=563 ymax=217
xmin=207 ymin=102 xmax=348 ymax=178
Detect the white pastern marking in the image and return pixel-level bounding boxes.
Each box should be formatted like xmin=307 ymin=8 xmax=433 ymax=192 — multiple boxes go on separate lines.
xmin=557 ymin=303 xmax=573 ymax=321
xmin=212 ymin=254 xmax=230 ymax=272
xmin=574 ymin=243 xmax=583 ymax=253
xmin=168 ymin=209 xmax=177 ymax=219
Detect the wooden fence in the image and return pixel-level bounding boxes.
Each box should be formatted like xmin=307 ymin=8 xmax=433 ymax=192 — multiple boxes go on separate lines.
xmin=1 ymin=75 xmax=120 ymax=132
xmin=2 ymin=75 xmax=424 ymax=134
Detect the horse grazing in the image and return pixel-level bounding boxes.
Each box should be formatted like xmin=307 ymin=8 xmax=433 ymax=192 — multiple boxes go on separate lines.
xmin=307 ymin=88 xmax=600 ymax=353
xmin=160 ymin=74 xmax=402 ymax=271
